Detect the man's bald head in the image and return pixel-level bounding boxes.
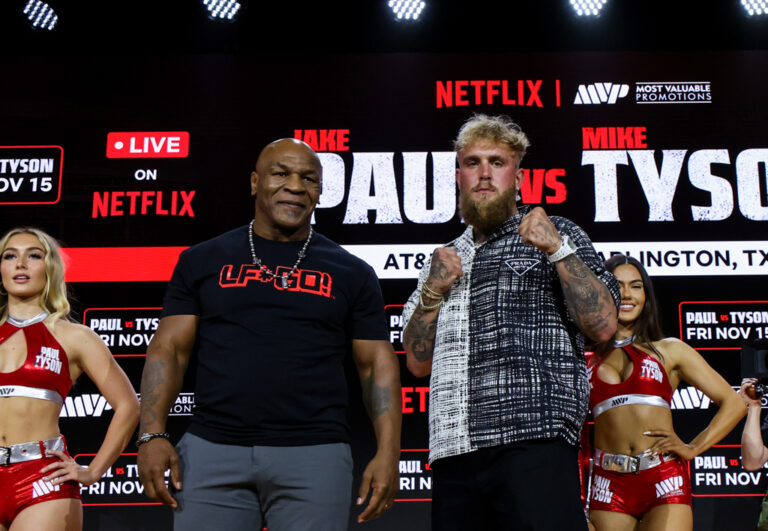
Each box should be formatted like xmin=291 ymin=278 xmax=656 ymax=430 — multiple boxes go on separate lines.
xmin=249 ymin=138 xmax=323 ymax=240
xmin=255 ymin=138 xmax=322 ymax=177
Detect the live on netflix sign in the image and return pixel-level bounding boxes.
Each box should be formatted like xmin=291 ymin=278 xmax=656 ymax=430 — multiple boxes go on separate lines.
xmin=106 ymin=132 xmax=189 ymax=158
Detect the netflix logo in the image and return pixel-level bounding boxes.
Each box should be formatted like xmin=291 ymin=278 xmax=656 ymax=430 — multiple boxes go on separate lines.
xmin=106 ymin=132 xmax=189 ymax=158
xmin=91 ymin=190 xmax=196 ymax=218
xmin=436 ymin=80 xmax=560 ymax=108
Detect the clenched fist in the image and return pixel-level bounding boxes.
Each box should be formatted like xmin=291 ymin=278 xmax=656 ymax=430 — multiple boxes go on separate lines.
xmin=518 ymin=207 xmax=561 ymax=255
xmin=425 ymin=248 xmax=463 ymax=295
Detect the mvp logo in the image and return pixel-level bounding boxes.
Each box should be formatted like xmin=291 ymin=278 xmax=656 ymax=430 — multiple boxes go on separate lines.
xmin=574 ymin=83 xmax=630 ymax=104
xmin=655 ymin=476 xmax=684 ymax=498
xmin=32 ymin=479 xmax=60 ymax=498
xmin=671 ymin=386 xmax=713 ymax=409
xmin=60 ymin=394 xmax=112 ymax=418
xmin=61 ymin=393 xmax=193 ymax=417
xmin=611 ymin=396 xmax=629 ymax=407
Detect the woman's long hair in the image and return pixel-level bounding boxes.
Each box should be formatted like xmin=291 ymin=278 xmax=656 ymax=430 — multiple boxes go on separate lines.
xmin=0 ymin=227 xmax=71 ymax=325
xmin=592 ymin=254 xmax=665 ymax=362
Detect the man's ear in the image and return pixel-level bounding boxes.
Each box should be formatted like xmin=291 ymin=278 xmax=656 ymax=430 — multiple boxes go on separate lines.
xmin=250 ymin=171 xmax=259 ymax=196
xmin=515 ymin=166 xmax=525 ymax=189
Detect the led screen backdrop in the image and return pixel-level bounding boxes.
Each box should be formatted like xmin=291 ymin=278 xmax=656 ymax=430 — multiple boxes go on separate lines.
xmin=1 ymin=51 xmax=767 ymax=530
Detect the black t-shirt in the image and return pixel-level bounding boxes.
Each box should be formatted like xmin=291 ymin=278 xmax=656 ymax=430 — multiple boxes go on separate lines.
xmin=161 ymin=225 xmax=388 ymax=446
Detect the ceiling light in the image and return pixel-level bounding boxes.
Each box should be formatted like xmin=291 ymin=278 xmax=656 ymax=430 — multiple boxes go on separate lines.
xmin=741 ymin=0 xmax=768 ymax=16
xmin=569 ymin=0 xmax=608 ymax=17
xmin=203 ymin=0 xmax=242 ymax=21
xmin=388 ymin=0 xmax=426 ymax=21
xmin=22 ymin=0 xmax=58 ymax=30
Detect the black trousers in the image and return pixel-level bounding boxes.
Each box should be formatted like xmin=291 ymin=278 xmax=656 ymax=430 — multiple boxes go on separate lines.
xmin=431 ymin=437 xmax=588 ymax=531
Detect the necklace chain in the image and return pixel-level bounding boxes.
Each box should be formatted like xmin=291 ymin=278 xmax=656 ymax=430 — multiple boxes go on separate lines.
xmin=7 ymin=310 xmax=50 ymax=327
xmin=614 ymin=334 xmax=636 ymax=348
xmin=248 ymin=220 xmax=313 ymax=289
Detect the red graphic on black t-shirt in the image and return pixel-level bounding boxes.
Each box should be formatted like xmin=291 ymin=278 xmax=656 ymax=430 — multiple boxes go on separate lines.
xmin=219 ymin=264 xmax=332 ymax=298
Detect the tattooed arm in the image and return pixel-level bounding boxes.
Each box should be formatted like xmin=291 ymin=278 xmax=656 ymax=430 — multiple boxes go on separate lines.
xmin=519 ymin=207 xmax=617 ymax=343
xmin=352 ymin=339 xmax=402 ymax=523
xmin=555 ymin=254 xmax=618 ymax=342
xmin=403 ymin=304 xmax=439 ymax=377
xmin=137 ymin=314 xmax=198 ymax=508
xmin=402 ymin=248 xmax=463 ymax=377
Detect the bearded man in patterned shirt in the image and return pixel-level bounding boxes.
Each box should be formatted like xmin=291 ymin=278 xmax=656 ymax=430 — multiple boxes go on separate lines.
xmin=402 ymin=114 xmax=620 ymax=531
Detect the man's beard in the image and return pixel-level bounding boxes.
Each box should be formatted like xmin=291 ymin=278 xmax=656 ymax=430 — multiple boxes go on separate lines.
xmin=459 ymin=186 xmax=519 ymax=237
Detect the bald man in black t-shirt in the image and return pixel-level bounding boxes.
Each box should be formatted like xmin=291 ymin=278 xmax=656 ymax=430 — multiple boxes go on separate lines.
xmin=137 ymin=139 xmax=401 ymax=531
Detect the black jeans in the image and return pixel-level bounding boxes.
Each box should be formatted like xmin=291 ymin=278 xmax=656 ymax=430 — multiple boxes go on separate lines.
xmin=431 ymin=437 xmax=588 ymax=531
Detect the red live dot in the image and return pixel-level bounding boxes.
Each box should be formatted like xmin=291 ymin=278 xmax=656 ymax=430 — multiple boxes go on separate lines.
xmin=116 ymin=467 xmax=125 ymax=475
xmin=125 ymin=321 xmax=134 ymax=328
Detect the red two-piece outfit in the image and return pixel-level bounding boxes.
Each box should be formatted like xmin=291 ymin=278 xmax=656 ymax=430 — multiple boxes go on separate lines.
xmin=587 ymin=343 xmax=692 ymax=518
xmin=0 ymin=314 xmax=80 ymax=526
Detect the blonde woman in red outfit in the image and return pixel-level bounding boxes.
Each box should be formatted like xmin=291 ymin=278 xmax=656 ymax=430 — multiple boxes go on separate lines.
xmin=587 ymin=254 xmax=744 ymax=531
xmin=0 ymin=227 xmax=139 ymax=530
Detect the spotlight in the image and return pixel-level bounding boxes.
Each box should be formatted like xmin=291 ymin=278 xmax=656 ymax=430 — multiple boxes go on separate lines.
xmin=203 ymin=0 xmax=242 ymax=21
xmin=22 ymin=0 xmax=58 ymax=30
xmin=742 ymin=0 xmax=768 ymax=15
xmin=569 ymin=0 xmax=608 ymax=17
xmin=388 ymin=0 xmax=426 ymax=21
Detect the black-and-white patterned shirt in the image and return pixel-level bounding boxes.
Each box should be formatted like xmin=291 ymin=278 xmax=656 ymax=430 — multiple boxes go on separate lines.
xmin=402 ymin=206 xmax=620 ymax=463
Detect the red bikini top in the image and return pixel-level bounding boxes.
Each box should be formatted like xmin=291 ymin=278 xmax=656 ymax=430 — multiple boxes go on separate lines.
xmin=0 ymin=313 xmax=72 ymax=405
xmin=588 ymin=343 xmax=673 ymax=419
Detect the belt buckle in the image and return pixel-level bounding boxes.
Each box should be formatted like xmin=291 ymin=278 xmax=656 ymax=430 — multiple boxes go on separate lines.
xmin=628 ymin=455 xmax=640 ymax=474
xmin=0 ymin=447 xmax=10 ymax=467
xmin=613 ymin=454 xmax=639 ymax=474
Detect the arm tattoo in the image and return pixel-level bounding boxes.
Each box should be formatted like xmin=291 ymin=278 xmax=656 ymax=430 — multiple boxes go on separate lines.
xmin=559 ymin=254 xmax=613 ymax=335
xmin=562 ymin=255 xmax=590 ymax=280
xmin=139 ymin=359 xmax=166 ymax=431
xmin=361 ymin=374 xmax=392 ymax=420
xmin=429 ymin=260 xmax=449 ymax=282
xmin=403 ymin=307 xmax=438 ymax=362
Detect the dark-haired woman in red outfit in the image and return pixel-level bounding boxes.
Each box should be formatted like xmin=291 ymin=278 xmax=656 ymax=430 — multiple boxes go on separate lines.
xmin=587 ymin=254 xmax=743 ymax=531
